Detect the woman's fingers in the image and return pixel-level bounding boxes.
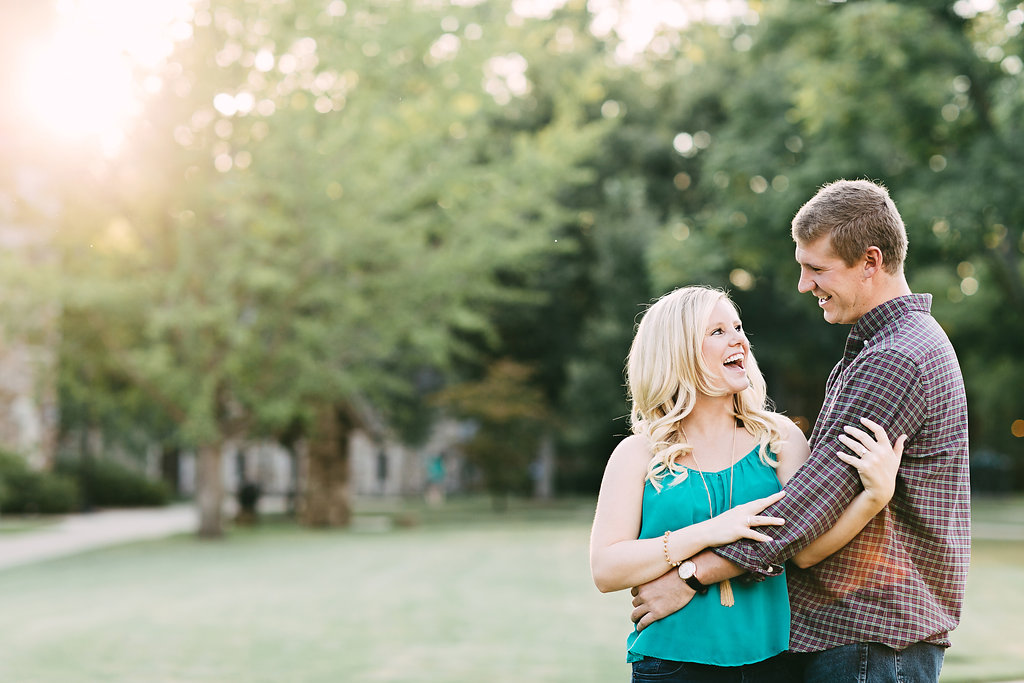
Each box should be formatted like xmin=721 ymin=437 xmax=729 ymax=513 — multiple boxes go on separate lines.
xmin=893 ymin=434 xmax=907 ymax=458
xmin=842 ymin=419 xmax=908 ymax=457
xmin=748 ymin=490 xmax=785 ymax=512
xmin=858 ymin=417 xmax=887 ymax=440
xmin=836 ymin=451 xmax=863 ymax=468
xmin=842 ymin=425 xmax=873 ymax=447
xmin=748 ymin=515 xmax=785 ymax=527
xmin=743 ymin=498 xmax=785 ymax=542
xmin=838 ymin=433 xmax=868 ymax=456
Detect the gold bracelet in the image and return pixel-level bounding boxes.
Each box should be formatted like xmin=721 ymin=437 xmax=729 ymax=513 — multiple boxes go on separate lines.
xmin=663 ymin=530 xmax=681 ymax=567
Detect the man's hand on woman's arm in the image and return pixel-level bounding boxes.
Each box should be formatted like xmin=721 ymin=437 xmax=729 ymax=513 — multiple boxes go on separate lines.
xmin=630 ymin=571 xmax=694 ymax=633
xmin=630 ymin=552 xmax=745 ymax=632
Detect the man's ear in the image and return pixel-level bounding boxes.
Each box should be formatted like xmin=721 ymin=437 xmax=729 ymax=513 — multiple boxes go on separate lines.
xmin=863 ymin=246 xmax=883 ymax=277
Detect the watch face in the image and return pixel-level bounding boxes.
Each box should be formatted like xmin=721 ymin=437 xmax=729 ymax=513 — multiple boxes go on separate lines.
xmin=677 ymin=561 xmax=708 ymax=594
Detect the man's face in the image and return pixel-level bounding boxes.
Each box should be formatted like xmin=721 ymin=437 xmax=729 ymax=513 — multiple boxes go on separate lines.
xmin=794 ymin=236 xmax=868 ymax=325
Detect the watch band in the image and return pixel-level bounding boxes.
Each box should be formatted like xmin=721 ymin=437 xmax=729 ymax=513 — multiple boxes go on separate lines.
xmin=682 ymin=574 xmax=709 ymax=595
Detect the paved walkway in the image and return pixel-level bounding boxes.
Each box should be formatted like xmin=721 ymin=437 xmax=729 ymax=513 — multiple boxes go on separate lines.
xmin=0 ymin=504 xmax=198 ymax=571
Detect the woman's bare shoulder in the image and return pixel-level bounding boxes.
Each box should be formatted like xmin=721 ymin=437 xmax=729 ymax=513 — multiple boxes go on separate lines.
xmin=772 ymin=415 xmax=810 ymax=477
xmin=775 ymin=415 xmax=808 ymax=442
xmin=608 ymin=434 xmax=654 ymax=466
xmin=612 ymin=433 xmax=653 ymax=454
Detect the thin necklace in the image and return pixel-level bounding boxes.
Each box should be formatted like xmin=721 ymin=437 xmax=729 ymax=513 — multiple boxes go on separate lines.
xmin=690 ymin=422 xmax=737 ymax=607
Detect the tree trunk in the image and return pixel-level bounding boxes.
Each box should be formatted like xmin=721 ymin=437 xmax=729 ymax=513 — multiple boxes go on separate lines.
xmin=160 ymin=444 xmax=180 ymax=495
xmin=298 ymin=404 xmax=353 ymax=527
xmin=196 ymin=442 xmax=224 ymax=538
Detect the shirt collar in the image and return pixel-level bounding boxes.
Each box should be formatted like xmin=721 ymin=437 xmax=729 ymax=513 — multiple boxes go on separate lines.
xmin=850 ymin=293 xmax=933 ymax=346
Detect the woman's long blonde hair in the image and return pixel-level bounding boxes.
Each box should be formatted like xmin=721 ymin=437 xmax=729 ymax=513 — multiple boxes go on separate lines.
xmin=626 ymin=286 xmax=786 ymax=490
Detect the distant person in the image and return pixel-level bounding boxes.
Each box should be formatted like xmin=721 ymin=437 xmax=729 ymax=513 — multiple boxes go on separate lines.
xmin=590 ymin=285 xmax=903 ymax=682
xmin=425 ymin=453 xmax=446 ymax=506
xmin=630 ymin=180 xmax=970 ymax=682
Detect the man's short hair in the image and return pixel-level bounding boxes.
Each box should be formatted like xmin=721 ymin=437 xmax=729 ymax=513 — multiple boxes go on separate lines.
xmin=791 ymin=179 xmax=908 ymax=274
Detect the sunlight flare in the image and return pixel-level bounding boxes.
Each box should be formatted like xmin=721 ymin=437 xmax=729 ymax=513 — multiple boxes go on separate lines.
xmin=12 ymin=0 xmax=195 ymax=156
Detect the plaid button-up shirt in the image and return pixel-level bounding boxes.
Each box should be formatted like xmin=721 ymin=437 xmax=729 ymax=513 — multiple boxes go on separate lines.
xmin=715 ymin=294 xmax=970 ymax=652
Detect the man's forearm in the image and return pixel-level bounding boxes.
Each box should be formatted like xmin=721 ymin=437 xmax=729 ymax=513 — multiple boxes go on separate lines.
xmin=692 ymin=548 xmax=745 ymax=584
xmin=631 ymin=544 xmax=762 ymax=632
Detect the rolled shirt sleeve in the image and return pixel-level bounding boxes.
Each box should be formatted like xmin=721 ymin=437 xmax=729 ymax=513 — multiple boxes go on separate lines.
xmin=714 ymin=349 xmax=926 ymax=576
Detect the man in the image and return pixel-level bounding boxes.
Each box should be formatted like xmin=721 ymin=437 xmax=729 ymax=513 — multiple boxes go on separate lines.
xmin=630 ymin=179 xmax=970 ymax=682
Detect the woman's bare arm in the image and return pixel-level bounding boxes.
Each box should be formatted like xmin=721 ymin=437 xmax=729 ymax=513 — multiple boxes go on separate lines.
xmin=589 ymin=435 xmax=785 ymax=593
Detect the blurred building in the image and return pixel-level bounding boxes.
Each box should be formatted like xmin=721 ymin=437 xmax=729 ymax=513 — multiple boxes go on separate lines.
xmin=176 ymin=417 xmax=473 ymax=503
xmin=0 ymin=333 xmax=58 ymax=469
xmin=348 ymin=418 xmax=471 ymax=498
xmin=0 ymin=171 xmax=60 ymax=470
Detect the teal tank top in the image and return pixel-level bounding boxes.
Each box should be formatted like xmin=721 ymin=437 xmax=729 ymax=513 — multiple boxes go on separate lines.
xmin=626 ymin=446 xmax=789 ymax=666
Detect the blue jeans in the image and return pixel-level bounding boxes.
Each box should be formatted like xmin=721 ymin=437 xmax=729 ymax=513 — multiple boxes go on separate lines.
xmin=795 ymin=642 xmax=945 ymax=682
xmin=631 ymin=653 xmax=796 ymax=682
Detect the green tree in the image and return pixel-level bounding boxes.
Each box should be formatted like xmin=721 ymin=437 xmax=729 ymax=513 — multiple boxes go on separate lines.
xmin=433 ymin=359 xmax=549 ymax=507
xmin=621 ymin=0 xmax=1024 ymax=472
xmin=55 ymin=0 xmax=608 ymax=535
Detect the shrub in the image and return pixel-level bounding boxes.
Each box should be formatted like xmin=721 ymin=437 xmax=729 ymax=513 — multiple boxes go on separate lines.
xmin=56 ymin=458 xmax=171 ymax=508
xmin=0 ymin=452 xmax=79 ymax=514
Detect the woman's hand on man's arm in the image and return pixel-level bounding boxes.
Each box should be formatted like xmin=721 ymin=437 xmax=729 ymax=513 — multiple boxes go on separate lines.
xmin=792 ymin=417 xmax=905 ymax=568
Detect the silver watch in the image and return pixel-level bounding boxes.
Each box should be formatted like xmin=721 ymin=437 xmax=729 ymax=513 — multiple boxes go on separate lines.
xmin=677 ymin=560 xmax=709 ymax=595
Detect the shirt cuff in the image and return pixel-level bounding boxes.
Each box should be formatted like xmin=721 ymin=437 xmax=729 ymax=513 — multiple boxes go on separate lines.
xmin=713 ymin=545 xmax=784 ymax=578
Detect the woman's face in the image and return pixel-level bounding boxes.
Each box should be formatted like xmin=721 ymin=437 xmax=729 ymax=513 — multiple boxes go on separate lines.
xmin=700 ymin=299 xmax=750 ymax=395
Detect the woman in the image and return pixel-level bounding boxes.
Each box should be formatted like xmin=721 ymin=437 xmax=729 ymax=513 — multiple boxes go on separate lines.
xmin=589 ymin=286 xmax=903 ymax=682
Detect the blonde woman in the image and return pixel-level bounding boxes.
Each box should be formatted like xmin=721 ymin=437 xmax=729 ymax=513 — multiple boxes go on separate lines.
xmin=590 ymin=286 xmax=904 ymax=682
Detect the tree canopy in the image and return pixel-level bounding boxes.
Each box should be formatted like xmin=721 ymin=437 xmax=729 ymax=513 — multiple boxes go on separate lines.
xmin=3 ymin=0 xmax=1022 ymax=528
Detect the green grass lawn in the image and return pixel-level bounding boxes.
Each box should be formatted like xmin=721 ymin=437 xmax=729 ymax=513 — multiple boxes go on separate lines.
xmin=0 ymin=496 xmax=1020 ymax=682
xmin=944 ymin=495 xmax=1024 ymax=683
